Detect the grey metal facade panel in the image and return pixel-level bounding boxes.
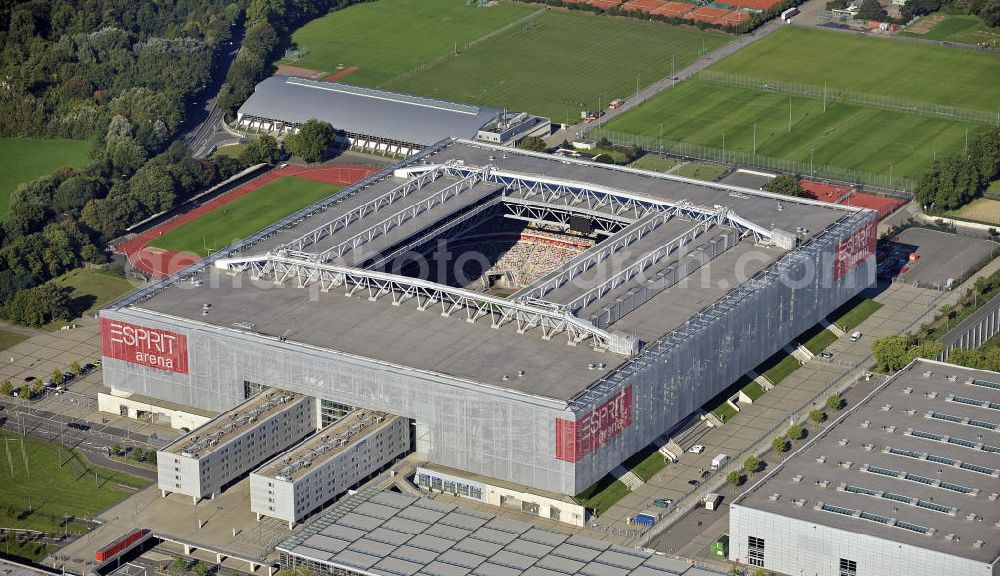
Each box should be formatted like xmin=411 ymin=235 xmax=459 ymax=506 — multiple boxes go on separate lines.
xmin=102 ymin=211 xmax=874 ymax=495
xmin=237 ymin=76 xmax=500 ymax=146
xmin=730 ymin=505 xmax=996 ymax=576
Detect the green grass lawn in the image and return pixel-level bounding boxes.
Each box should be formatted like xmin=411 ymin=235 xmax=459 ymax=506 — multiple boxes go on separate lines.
xmin=214 ymin=143 xmax=247 ymax=159
xmin=712 ymin=401 xmax=738 ymax=423
xmin=710 ymin=27 xmax=1000 ymax=111
xmin=762 ymin=353 xmax=801 ymax=385
xmin=828 ymin=297 xmax=884 ymax=332
xmin=0 ymin=431 xmax=149 ymax=553
xmin=741 ymin=381 xmax=765 ymax=401
xmin=46 ymin=268 xmax=136 ymax=330
xmin=387 ymin=10 xmax=730 ymax=122
xmin=279 ymin=0 xmax=539 ymax=86
xmin=601 ymin=81 xmax=985 ymax=181
xmin=0 ymin=328 xmax=27 ymax=352
xmin=623 ymin=446 xmax=668 ymax=483
xmin=148 ymin=177 xmax=342 ymax=256
xmin=575 ymin=475 xmax=630 ymax=517
xmin=0 ymin=138 xmax=91 ymax=220
xmin=901 ymin=13 xmax=1000 ymax=45
xmin=672 ymin=161 xmax=728 ymax=182
xmin=630 ymin=154 xmax=678 ymax=173
xmin=803 ymin=326 xmax=838 ymax=355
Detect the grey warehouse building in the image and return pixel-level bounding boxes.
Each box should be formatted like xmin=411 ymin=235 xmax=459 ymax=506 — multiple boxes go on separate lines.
xmin=236 ymin=76 xmax=549 ymax=156
xmin=729 ymin=358 xmax=1000 ymax=576
xmin=100 ymin=139 xmax=877 ymax=497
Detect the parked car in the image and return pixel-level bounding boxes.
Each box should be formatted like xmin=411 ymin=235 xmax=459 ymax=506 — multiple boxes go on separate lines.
xmin=688 ymin=479 xmax=700 ymax=486
xmin=689 ymin=444 xmax=705 ymax=454
xmin=819 ymin=351 xmax=834 ymax=358
xmin=850 ymin=331 xmax=863 ymax=342
xmin=67 ymin=422 xmax=90 ymax=431
xmin=653 ymin=498 xmax=674 ymax=508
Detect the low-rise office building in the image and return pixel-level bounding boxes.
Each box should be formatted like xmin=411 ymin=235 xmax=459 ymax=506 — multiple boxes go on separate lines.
xmin=250 ymin=410 xmax=410 ymax=527
xmin=730 ymin=358 xmax=1000 ymax=576
xmin=157 ymin=390 xmax=314 ymax=503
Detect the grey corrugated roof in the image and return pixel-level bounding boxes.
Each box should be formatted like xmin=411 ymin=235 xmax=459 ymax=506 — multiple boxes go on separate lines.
xmin=237 ymin=76 xmax=501 ymax=146
xmin=279 ymin=488 xmax=730 ymax=576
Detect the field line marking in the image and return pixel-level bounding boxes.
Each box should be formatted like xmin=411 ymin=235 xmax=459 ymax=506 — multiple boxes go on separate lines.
xmin=379 ymin=8 xmax=545 ymax=89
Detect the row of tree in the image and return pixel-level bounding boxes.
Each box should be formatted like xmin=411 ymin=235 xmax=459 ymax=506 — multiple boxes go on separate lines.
xmin=915 ymin=128 xmax=1000 ymax=211
xmin=902 ymin=0 xmax=1000 ymax=26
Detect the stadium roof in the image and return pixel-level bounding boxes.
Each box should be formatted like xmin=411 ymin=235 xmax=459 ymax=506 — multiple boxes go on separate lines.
xmin=112 ymin=140 xmax=861 ymax=404
xmin=237 ymin=76 xmax=502 ymax=146
xmin=733 ymin=358 xmax=1000 ymax=564
xmin=277 ymin=487 xmax=729 ymax=576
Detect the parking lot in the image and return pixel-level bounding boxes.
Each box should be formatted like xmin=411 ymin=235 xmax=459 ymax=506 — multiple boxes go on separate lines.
xmin=890 ymin=228 xmax=998 ymax=287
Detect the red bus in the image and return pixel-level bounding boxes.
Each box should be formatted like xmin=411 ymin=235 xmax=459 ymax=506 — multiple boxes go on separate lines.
xmin=95 ymin=528 xmax=150 ymax=562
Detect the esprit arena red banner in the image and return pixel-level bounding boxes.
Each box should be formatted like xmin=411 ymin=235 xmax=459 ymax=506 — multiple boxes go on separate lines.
xmin=100 ymin=318 xmax=189 ymax=374
xmin=834 ymin=219 xmax=876 ymax=280
xmin=555 ymin=386 xmax=633 ymax=463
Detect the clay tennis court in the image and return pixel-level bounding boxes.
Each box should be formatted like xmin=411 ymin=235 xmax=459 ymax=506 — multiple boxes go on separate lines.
xmin=621 ymin=0 xmax=669 ymax=13
xmin=726 ymin=0 xmax=782 ymax=10
xmin=714 ymin=10 xmax=750 ymax=25
xmin=841 ymin=192 xmax=907 ymax=221
xmin=117 ymin=164 xmax=379 ymax=279
xmin=563 ymin=0 xmax=623 ymax=8
xmin=686 ymin=6 xmax=733 ymax=23
xmin=801 ymin=180 xmax=853 ymax=204
xmin=654 ymin=2 xmax=697 ymax=17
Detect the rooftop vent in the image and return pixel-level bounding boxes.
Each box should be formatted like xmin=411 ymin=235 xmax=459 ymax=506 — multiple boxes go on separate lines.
xmin=966 ymin=513 xmax=979 ymax=521
xmin=973 ymin=540 xmax=985 ymax=549
xmin=769 ymin=493 xmax=781 ymax=501
xmin=861 ymin=420 xmax=871 ymax=428
xmin=923 ymin=370 xmax=933 ymax=378
xmin=817 ymin=479 xmax=831 ymax=488
xmin=841 ymin=461 xmax=853 ymax=469
xmin=988 ymin=493 xmax=998 ymax=501
xmin=945 ymin=533 xmax=957 ymax=542
xmin=792 ymin=499 xmax=806 ymax=507
xmin=838 ymin=438 xmax=850 ymax=446
xmin=947 ymin=375 xmax=958 ymax=382
xmin=903 ymin=387 xmax=913 ymax=394
xmin=792 ymin=474 xmax=803 ymax=482
xmin=882 ymin=404 xmax=893 ymax=412
xmin=926 ymin=391 xmax=939 ymax=399
xmin=817 ymin=455 xmax=827 ymax=464
xmin=906 ymin=409 xmax=917 ymax=415
xmin=864 ymin=443 xmax=875 ymax=451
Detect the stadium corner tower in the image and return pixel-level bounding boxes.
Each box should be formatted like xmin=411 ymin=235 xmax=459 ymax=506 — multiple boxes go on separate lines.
xmin=100 ymin=139 xmax=876 ymax=495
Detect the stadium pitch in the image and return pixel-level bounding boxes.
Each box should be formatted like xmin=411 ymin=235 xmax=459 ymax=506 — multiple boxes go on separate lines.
xmin=148 ymin=177 xmax=342 ymax=257
xmin=278 ymin=0 xmax=730 ymax=123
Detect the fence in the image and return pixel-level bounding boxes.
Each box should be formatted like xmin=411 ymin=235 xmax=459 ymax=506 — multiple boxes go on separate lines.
xmin=586 ymin=127 xmax=918 ymax=193
xmin=807 ymin=17 xmax=1000 ymax=54
xmin=697 ymin=71 xmax=1000 ymax=126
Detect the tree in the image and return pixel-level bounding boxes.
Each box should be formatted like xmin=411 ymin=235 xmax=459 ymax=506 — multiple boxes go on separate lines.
xmin=872 ymin=334 xmax=912 ymax=372
xmin=52 ymin=369 xmax=64 ymax=385
xmin=764 ymin=174 xmax=803 ymax=197
xmin=130 ymin=448 xmax=145 ymax=462
xmin=191 ymin=561 xmax=210 ymax=576
xmin=171 ymin=556 xmax=188 ymax=572
xmin=31 ymin=379 xmax=43 ymax=395
xmin=743 ymin=455 xmax=761 ymax=476
xmin=808 ymin=408 xmax=825 ymax=423
xmin=726 ymin=469 xmax=742 ymax=490
xmin=826 ymin=393 xmax=842 ymax=412
xmin=771 ymin=436 xmax=786 ymax=454
xmin=519 ymin=136 xmax=548 ymax=152
xmin=283 ymin=119 xmax=335 ymax=163
xmin=750 ymin=569 xmax=771 ymax=576
xmin=857 ymin=0 xmax=885 ymax=20
xmin=18 ymin=385 xmax=31 ymax=400
xmin=238 ymin=135 xmax=282 ymax=166
xmin=787 ymin=423 xmax=804 ymax=442
xmin=981 ymin=0 xmax=1000 ymax=27
xmin=69 ymin=361 xmax=82 ymax=375
xmin=111 ymin=443 xmax=123 ymax=456
xmin=274 ymin=567 xmax=312 ymax=576
xmin=0 ymin=381 xmax=12 ymax=396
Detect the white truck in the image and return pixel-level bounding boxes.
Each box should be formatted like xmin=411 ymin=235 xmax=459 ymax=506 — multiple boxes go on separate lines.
xmin=711 ymin=454 xmax=730 ymax=469
xmin=850 ymin=331 xmax=863 ymax=342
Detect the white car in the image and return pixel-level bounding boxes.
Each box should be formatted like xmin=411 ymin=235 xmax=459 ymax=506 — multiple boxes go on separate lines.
xmin=689 ymin=444 xmax=705 ymax=454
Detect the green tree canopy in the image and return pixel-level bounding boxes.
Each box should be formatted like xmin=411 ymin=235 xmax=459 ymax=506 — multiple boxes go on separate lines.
xmin=857 ymin=0 xmax=885 ymax=19
xmin=284 ymin=120 xmax=335 ymax=163
xmin=519 ymin=136 xmax=548 ymax=152
xmin=238 ymin=135 xmax=282 ymax=166
xmin=764 ymin=174 xmax=803 ymax=197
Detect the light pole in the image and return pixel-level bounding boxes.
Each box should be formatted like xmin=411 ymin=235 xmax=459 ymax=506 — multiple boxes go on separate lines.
xmin=810 ymin=149 xmax=814 ymax=175
xmin=753 ymin=122 xmax=757 ymax=155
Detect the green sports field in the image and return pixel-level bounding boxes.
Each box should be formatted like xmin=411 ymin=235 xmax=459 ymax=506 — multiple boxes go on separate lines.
xmin=388 ymin=10 xmax=730 ymax=122
xmin=148 ymin=177 xmax=342 ymax=256
xmin=710 ymin=27 xmax=1000 ymax=111
xmin=279 ymin=1 xmax=731 ymax=123
xmin=0 ymin=138 xmax=91 ymax=220
xmin=602 ymin=81 xmax=984 ymax=181
xmin=279 ymin=0 xmax=538 ymax=86
xmin=0 ymin=431 xmax=149 ymax=559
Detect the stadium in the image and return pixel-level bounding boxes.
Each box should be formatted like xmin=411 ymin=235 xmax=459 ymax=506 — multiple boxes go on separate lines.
xmin=99 ymin=138 xmax=877 ymax=500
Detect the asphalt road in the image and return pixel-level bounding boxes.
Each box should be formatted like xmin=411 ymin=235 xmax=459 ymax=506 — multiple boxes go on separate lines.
xmin=0 ymin=400 xmax=157 ymax=481
xmin=183 ymin=25 xmax=246 ymax=159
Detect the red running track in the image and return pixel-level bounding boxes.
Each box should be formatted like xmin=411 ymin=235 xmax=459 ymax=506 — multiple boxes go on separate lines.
xmin=117 ymin=164 xmax=379 ymax=279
